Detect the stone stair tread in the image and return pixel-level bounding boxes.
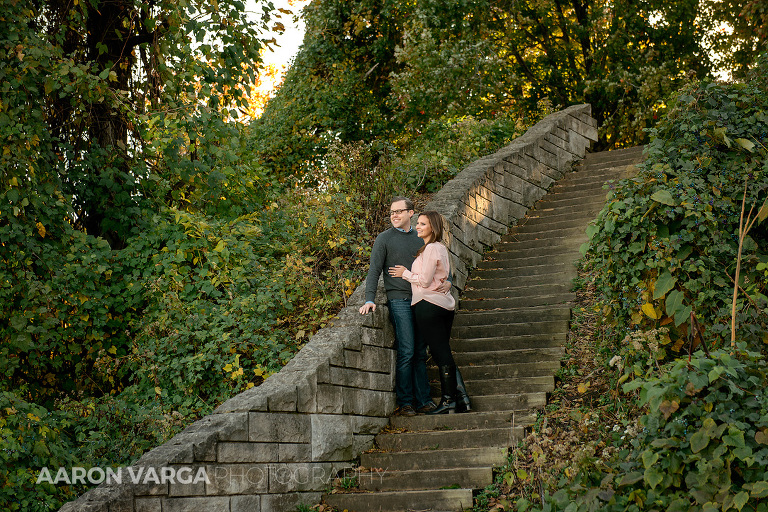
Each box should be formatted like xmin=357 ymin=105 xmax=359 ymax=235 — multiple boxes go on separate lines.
xmin=450 ymin=375 xmax=555 ymax=396
xmin=462 ymin=286 xmax=574 ymax=300
xmin=389 ymin=410 xmax=536 ymax=431
xmin=450 ymin=333 xmax=566 ymax=352
xmin=361 ymin=446 xmax=508 ymax=471
xmin=452 ymin=347 xmax=565 ymax=365
xmin=357 ymin=466 xmax=494 ymax=492
xmin=323 ymin=488 xmax=475 ymax=512
xmin=375 ymin=427 xmax=521 ymax=452
xmin=458 ymin=294 xmax=575 ymax=311
xmin=431 ymin=361 xmax=560 ymax=379
xmin=453 ymin=307 xmax=570 ymax=326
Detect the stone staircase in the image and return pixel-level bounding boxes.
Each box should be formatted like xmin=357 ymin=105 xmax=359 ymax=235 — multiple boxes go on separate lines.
xmin=323 ymin=146 xmax=644 ymax=512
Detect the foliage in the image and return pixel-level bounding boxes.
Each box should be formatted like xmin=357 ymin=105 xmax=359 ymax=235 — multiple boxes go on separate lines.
xmin=583 ymin=54 xmax=768 ymax=353
xmin=528 ymin=347 xmax=768 ymax=512
xmin=391 ymin=115 xmax=522 ymax=194
xmin=250 ymin=0 xmax=767 ymax=185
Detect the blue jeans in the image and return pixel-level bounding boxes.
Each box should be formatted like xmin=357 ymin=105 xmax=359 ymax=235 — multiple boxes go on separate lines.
xmin=388 ymin=298 xmax=431 ymax=408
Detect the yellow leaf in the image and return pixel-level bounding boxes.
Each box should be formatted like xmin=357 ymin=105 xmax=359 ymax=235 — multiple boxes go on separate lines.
xmin=27 ymin=413 xmax=41 ymax=422
xmin=642 ymin=302 xmax=659 ymax=319
xmin=577 ymin=382 xmax=590 ymax=393
xmin=36 ymin=222 xmax=46 ymax=238
xmin=223 ymin=363 xmax=233 ymax=372
xmin=154 ymin=387 xmax=162 ymax=395
xmin=108 ymin=345 xmax=117 ymax=355
xmin=10 ymin=177 xmax=18 ymax=186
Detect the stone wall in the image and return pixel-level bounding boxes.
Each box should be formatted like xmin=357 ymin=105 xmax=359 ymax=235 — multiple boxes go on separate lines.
xmin=59 ymin=104 xmax=596 ymax=512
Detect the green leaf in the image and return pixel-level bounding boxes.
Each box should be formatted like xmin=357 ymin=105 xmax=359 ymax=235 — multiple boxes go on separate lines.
xmin=733 ymin=491 xmax=750 ymax=510
xmin=641 ymin=449 xmax=659 ymax=468
xmin=650 ymin=189 xmax=676 ymax=206
xmin=690 ymin=430 xmax=710 ymax=453
xmin=643 ymin=466 xmax=664 ymax=489
xmin=653 ymin=271 xmax=677 ymax=300
xmin=746 ymin=481 xmax=768 ymax=498
xmin=734 ymin=138 xmax=755 ymax=152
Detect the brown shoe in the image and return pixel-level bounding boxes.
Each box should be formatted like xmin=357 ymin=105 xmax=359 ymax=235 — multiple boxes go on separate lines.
xmin=395 ymin=405 xmax=417 ymax=416
xmin=416 ymin=402 xmax=437 ymax=414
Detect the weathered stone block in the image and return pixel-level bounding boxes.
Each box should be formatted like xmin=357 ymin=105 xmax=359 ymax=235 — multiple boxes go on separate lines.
xmin=268 ymin=463 xmax=351 ymax=493
xmin=162 ymin=496 xmax=230 ymax=512
xmin=230 ymin=495 xmax=261 ymax=512
xmin=206 ymin=464 xmax=269 ymax=495
xmin=311 ymin=414 xmax=354 ymax=461
xmin=316 ymin=384 xmax=344 ymax=414
xmin=343 ymin=345 xmax=395 ymax=374
xmin=327 ymin=366 xmax=393 ymax=391
xmin=341 ymin=388 xmax=396 ymax=417
xmin=279 ymin=443 xmax=312 ymax=462
xmin=350 ymin=415 xmax=390 ymax=435
xmin=167 ymin=465 xmax=208 ymax=497
xmin=217 ymin=442 xmax=280 ymax=463
xmin=352 ymin=434 xmax=376 ymax=455
xmin=134 ymin=497 xmax=162 ymax=512
xmin=249 ymin=412 xmax=310 ymax=443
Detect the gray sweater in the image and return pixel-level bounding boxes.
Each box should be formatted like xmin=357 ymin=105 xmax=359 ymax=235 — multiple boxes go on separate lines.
xmin=364 ymin=227 xmax=425 ymax=302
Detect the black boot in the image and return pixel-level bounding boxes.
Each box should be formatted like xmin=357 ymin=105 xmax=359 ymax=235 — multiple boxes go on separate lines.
xmin=455 ymin=367 xmax=472 ymax=413
xmin=428 ymin=365 xmax=457 ymax=414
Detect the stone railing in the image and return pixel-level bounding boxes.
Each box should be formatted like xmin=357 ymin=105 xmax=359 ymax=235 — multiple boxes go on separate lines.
xmin=59 ymin=104 xmax=596 ymax=512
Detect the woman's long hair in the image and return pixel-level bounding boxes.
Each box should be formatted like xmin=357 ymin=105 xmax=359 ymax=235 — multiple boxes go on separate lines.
xmin=415 ymin=211 xmax=446 ymax=257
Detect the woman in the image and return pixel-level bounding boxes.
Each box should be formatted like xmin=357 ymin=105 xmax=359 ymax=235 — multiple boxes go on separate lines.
xmin=389 ymin=211 xmax=471 ymax=414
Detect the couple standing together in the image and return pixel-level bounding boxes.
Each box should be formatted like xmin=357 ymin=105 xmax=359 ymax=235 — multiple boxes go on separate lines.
xmin=359 ymin=197 xmax=471 ymax=416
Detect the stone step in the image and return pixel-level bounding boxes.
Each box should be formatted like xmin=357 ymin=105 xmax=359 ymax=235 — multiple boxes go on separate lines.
xmin=462 ymin=283 xmax=573 ymax=300
xmin=522 ymin=204 xmax=605 ymax=224
xmin=534 ymin=187 xmax=613 ymax=203
xmin=433 ymin=361 xmax=561 ymax=381
xmin=389 ymin=410 xmax=536 ymax=432
xmin=475 ymin=252 xmax=579 ymax=270
xmin=450 ymin=333 xmax=566 ymax=351
xmin=453 ymin=375 xmax=555 ymax=396
xmin=471 ymin=391 xmax=547 ymax=412
xmin=503 ymin=225 xmax=591 ymax=241
xmin=361 ymin=446 xmax=508 ymax=471
xmin=452 ymin=317 xmax=567 ymax=337
xmin=581 ymin=146 xmax=645 ymax=165
xmin=549 ymin=174 xmax=623 ymax=191
xmin=451 ymin=347 xmax=565 ymax=366
xmin=458 ymin=293 xmax=575 ymax=311
xmin=511 ymin=215 xmax=598 ymax=232
xmin=486 ymin=243 xmax=589 ymax=263
xmin=323 ymin=488 xmax=474 ymax=512
xmin=467 ymin=262 xmax=573 ymax=280
xmin=466 ymin=271 xmax=575 ymax=290
xmin=533 ymin=194 xmax=608 ymax=210
xmin=375 ymin=427 xmax=521 ymax=452
xmin=565 ymin=163 xmax=639 ymax=181
xmin=452 ymin=306 xmax=570 ymax=326
xmin=357 ymin=467 xmax=494 ymax=492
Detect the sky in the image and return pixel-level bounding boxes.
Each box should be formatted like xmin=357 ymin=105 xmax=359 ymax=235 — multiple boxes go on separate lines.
xmin=249 ymin=0 xmax=309 ymax=95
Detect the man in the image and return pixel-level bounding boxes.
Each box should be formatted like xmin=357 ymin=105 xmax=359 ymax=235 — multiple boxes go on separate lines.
xmin=359 ymin=197 xmax=449 ymax=416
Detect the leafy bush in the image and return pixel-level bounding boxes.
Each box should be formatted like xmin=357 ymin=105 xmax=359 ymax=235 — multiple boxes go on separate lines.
xmin=391 ymin=115 xmax=521 ymax=193
xmin=583 ymin=54 xmax=768 ymax=351
xmin=533 ymin=347 xmax=768 ymax=512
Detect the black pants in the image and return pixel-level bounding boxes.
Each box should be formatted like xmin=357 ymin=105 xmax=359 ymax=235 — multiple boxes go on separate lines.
xmin=412 ymin=300 xmax=455 ymax=368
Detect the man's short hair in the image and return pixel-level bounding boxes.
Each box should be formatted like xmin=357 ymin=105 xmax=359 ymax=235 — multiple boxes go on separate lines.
xmin=391 ymin=196 xmax=414 ymax=210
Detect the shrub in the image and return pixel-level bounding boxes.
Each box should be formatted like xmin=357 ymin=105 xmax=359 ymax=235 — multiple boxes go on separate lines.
xmin=583 ymin=53 xmax=768 ymax=352
xmin=538 ymin=347 xmax=768 ymax=512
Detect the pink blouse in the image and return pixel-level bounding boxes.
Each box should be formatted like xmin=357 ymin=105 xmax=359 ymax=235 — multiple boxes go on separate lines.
xmin=402 ymin=242 xmax=455 ymax=311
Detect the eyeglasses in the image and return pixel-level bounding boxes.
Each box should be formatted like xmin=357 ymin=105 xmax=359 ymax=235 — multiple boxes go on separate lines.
xmin=390 ymin=208 xmax=411 ymax=216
